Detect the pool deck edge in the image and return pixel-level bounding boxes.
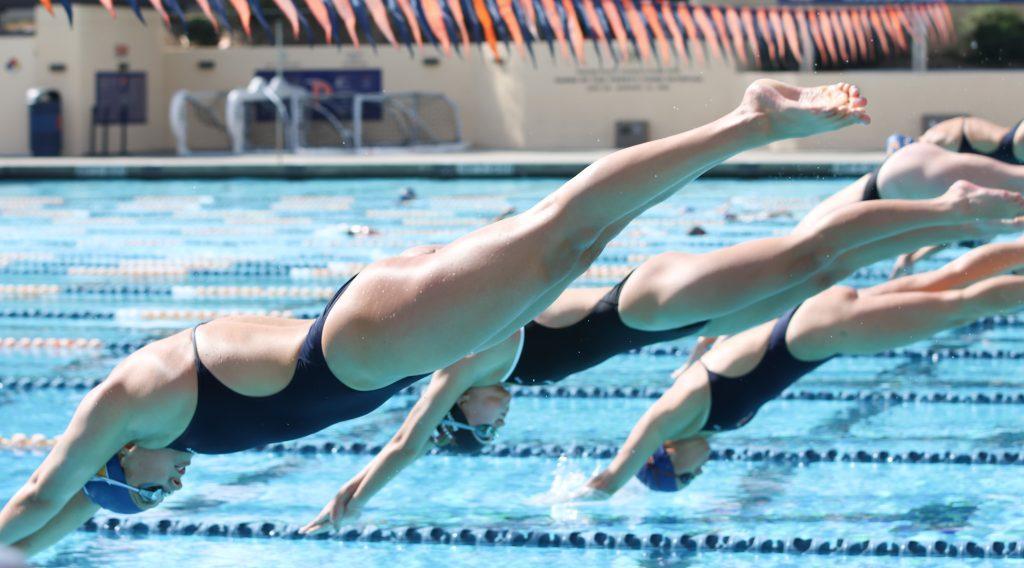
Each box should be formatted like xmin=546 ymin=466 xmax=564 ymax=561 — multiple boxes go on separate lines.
xmin=0 ymin=151 xmax=885 ymax=179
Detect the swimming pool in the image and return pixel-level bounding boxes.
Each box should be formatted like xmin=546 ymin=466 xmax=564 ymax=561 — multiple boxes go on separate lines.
xmin=2 ymin=176 xmax=1021 ymax=565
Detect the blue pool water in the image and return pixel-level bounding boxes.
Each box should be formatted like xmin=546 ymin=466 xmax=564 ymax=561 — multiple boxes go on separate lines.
xmin=1 ymin=176 xmax=1022 ymax=566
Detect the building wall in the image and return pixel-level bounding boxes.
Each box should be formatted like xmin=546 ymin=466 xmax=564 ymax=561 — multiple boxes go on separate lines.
xmin=0 ymin=35 xmax=36 ymax=155
xmin=32 ymin=6 xmax=167 ymax=156
xmin=6 ymin=5 xmax=1024 ymax=155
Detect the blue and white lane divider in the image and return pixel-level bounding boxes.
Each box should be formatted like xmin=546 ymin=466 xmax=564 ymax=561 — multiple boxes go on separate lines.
xmin=79 ymin=517 xmax=1024 ymax=558
xmin=7 ymin=377 xmax=1024 ymax=408
xmin=0 ymin=340 xmax=1024 ymax=360
xmin=249 ymin=441 xmax=1024 ymax=466
xmin=4 ymin=434 xmax=1021 ymax=467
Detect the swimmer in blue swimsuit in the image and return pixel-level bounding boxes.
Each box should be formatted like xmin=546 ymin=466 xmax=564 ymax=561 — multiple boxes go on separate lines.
xmin=579 ymin=239 xmax=1024 ymax=495
xmin=327 ymin=179 xmax=1024 ymax=520
xmin=0 ymin=80 xmax=873 ymax=554
xmin=887 ymin=116 xmax=1024 ymax=164
xmin=798 ymin=132 xmax=1024 ymax=278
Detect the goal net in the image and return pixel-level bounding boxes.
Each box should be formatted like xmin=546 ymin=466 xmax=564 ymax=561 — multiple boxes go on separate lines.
xmin=299 ymin=92 xmax=464 ymax=153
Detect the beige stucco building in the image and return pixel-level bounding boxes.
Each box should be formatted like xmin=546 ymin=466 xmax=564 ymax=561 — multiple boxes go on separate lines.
xmin=0 ymin=5 xmax=1022 ymax=157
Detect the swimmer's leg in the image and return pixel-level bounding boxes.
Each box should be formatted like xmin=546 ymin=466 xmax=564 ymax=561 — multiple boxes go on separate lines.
xmin=919 ymin=116 xmax=1009 ymax=154
xmin=792 ymin=174 xmax=871 ymax=230
xmin=617 ymin=183 xmax=1024 ymax=331
xmin=700 ymin=218 xmax=1020 ymax=335
xmin=799 ymin=140 xmax=1024 ymax=230
xmin=473 ymin=217 xmax=633 ymax=351
xmin=786 ymin=274 xmax=1024 ymax=360
xmin=879 ymin=143 xmax=1024 ymax=200
xmin=324 ymin=81 xmax=869 ymax=379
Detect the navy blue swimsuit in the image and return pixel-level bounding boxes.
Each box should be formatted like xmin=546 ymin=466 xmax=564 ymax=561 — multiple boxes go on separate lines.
xmin=168 ymin=277 xmax=427 ymax=454
xmin=959 ymin=119 xmax=1023 ymax=165
xmin=702 ymin=305 xmax=830 ymax=432
xmin=508 ymin=275 xmax=707 ymax=386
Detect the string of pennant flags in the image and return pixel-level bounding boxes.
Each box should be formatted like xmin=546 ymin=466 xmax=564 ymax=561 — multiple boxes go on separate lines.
xmin=38 ymin=0 xmax=955 ymax=67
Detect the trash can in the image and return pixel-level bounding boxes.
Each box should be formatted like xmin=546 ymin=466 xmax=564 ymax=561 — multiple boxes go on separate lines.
xmin=27 ymin=89 xmax=62 ymax=156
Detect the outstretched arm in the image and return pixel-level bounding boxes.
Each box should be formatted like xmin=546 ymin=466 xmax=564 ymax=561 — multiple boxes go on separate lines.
xmin=677 ymin=336 xmax=719 ymax=377
xmin=584 ymin=374 xmax=709 ymax=497
xmin=0 ymin=384 xmax=132 ymax=555
xmin=300 ymin=331 xmax=522 ymax=535
xmin=11 ymin=492 xmax=98 ymax=557
xmin=889 ymin=244 xmax=945 ymax=279
xmin=866 ymin=240 xmax=1024 ymax=297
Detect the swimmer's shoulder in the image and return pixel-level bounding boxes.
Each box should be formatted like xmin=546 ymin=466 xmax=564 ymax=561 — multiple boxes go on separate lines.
xmin=107 ymin=330 xmax=198 ymax=438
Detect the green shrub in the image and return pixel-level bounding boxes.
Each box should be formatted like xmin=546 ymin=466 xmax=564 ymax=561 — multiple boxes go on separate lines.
xmin=186 ymin=16 xmax=220 ymax=47
xmin=961 ymin=6 xmax=1024 ymax=67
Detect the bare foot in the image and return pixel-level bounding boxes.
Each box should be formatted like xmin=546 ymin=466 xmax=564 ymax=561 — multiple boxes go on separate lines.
xmin=738 ymin=79 xmax=870 ymax=139
xmin=944 ymin=180 xmax=1024 ymax=220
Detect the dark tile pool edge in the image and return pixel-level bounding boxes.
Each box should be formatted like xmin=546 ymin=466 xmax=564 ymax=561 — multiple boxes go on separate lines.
xmin=0 ymin=161 xmax=879 ymax=180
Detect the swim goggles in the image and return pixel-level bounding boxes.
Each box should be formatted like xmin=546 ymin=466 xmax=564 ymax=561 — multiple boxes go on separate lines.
xmin=87 ymin=475 xmax=166 ymax=504
xmin=438 ymin=416 xmax=498 ymax=444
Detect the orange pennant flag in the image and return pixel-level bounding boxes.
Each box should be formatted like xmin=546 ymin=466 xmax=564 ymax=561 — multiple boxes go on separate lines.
xmin=676 ymin=5 xmax=704 ymax=67
xmin=708 ymin=6 xmax=733 ymax=61
xmin=846 ymin=8 xmax=868 ymax=61
xmin=446 ymin=0 xmax=471 ymax=52
xmin=827 ymin=9 xmax=849 ymax=63
xmin=739 ymin=7 xmax=761 ymax=65
xmin=301 ymin=0 xmax=332 ymax=40
xmin=330 ymin=0 xmax=360 ymax=47
xmin=498 ymin=0 xmax=528 ymax=58
xmin=691 ymin=5 xmax=723 ymax=63
xmin=98 ymin=0 xmax=116 ymax=18
xmin=472 ymin=0 xmax=501 ymax=59
xmin=768 ymin=8 xmax=786 ymax=61
xmin=539 ymin=0 xmax=570 ymax=58
xmin=887 ymin=6 xmax=909 ymax=52
xmin=755 ymin=8 xmax=776 ymax=65
xmin=148 ymin=0 xmax=172 ymax=26
xmin=520 ymin=0 xmax=538 ymax=38
xmin=866 ymin=6 xmax=890 ymax=57
xmin=195 ymin=0 xmax=220 ymax=31
xmin=365 ymin=0 xmax=399 ymax=47
xmin=422 ymin=0 xmax=452 ymax=55
xmin=226 ymin=0 xmax=252 ymax=36
xmin=39 ymin=0 xmax=54 ymax=16
xmin=602 ymin=0 xmax=631 ymax=62
xmin=395 ymin=0 xmax=423 ymax=47
xmin=659 ymin=0 xmax=686 ymax=65
xmin=724 ymin=7 xmax=747 ymax=66
xmin=781 ymin=8 xmax=802 ymax=65
xmin=640 ymin=0 xmax=672 ymax=63
xmin=269 ymin=0 xmax=300 ymax=37
xmin=810 ymin=10 xmax=836 ymax=65
xmin=581 ymin=0 xmax=608 ymax=60
xmin=621 ymin=0 xmax=653 ymax=62
xmin=562 ymin=0 xmax=587 ymax=62
xmin=838 ymin=9 xmax=860 ymax=62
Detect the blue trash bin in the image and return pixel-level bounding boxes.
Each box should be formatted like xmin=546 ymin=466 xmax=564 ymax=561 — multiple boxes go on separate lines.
xmin=27 ymin=89 xmax=62 ymax=156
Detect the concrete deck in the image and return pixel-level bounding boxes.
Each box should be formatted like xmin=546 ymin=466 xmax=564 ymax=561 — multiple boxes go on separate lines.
xmin=0 ymin=150 xmax=886 ymax=179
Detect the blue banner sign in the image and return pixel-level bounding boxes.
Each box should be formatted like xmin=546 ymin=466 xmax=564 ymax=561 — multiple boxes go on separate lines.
xmin=254 ymin=69 xmax=382 ymax=121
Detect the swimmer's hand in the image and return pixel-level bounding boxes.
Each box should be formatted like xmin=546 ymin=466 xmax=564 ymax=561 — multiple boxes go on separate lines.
xmin=299 ymin=480 xmax=363 ymax=535
xmin=566 ymin=484 xmax=612 ymax=502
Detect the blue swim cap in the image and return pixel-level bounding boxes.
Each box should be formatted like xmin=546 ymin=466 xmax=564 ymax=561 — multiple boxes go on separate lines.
xmin=635 ymin=446 xmax=687 ymax=492
xmin=82 ymin=454 xmax=144 ymax=514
